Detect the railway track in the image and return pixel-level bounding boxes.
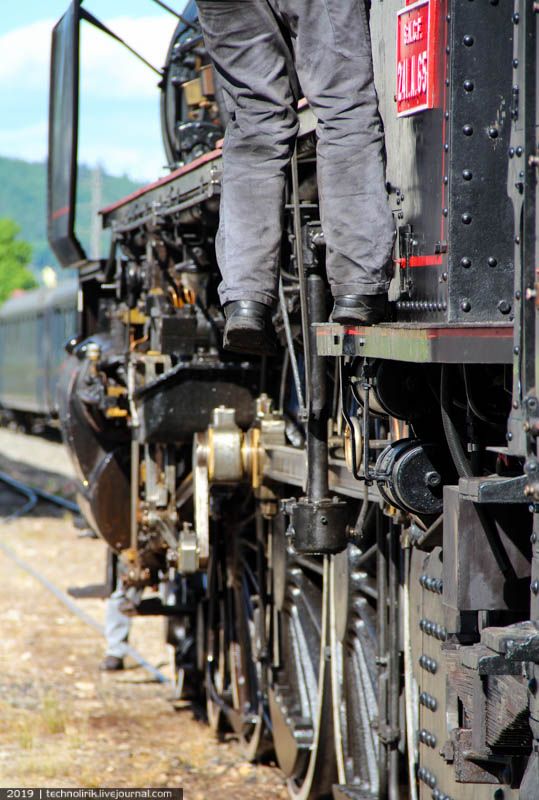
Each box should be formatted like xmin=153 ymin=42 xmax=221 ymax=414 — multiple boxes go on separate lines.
xmin=0 ymin=469 xmax=171 ymax=685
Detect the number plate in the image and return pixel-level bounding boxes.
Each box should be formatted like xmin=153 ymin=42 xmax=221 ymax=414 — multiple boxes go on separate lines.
xmin=396 ymin=0 xmax=439 ymax=117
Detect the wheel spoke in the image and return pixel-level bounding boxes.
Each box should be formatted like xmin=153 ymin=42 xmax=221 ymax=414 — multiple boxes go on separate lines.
xmin=270 ymin=513 xmax=337 ymax=799
xmin=331 ymin=543 xmax=379 ymax=793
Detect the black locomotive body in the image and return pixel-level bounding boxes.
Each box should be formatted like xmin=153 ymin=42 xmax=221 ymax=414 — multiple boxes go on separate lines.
xmin=46 ymin=2 xmax=539 ymax=799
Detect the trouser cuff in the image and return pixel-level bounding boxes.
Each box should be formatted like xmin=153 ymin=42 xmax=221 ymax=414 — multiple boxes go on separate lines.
xmin=219 ymin=289 xmax=277 ymax=308
xmin=332 ymin=281 xmax=390 ymax=297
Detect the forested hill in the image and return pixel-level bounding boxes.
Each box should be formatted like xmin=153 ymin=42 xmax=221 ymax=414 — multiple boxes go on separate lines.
xmin=0 ymin=156 xmax=142 ymax=270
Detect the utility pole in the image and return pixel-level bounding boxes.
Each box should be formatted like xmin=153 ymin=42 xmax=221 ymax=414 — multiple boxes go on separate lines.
xmin=90 ymin=163 xmax=103 ymax=259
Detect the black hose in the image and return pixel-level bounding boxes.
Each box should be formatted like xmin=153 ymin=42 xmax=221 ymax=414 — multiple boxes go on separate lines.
xmin=0 ymin=472 xmax=38 ymax=519
xmin=0 ymin=471 xmax=79 ymax=515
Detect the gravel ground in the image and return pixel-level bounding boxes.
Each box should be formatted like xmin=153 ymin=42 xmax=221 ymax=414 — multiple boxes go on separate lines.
xmin=0 ymin=431 xmax=288 ymax=798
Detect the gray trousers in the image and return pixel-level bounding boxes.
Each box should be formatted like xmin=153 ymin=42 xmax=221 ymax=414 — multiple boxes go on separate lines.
xmin=197 ymin=0 xmax=395 ymax=307
xmin=105 ymin=584 xmax=140 ymax=659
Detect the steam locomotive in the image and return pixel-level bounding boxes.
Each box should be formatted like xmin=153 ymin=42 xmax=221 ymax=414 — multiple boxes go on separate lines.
xmin=47 ymin=1 xmax=539 ymax=798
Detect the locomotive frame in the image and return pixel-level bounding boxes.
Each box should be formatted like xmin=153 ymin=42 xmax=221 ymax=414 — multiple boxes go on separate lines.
xmin=46 ymin=1 xmax=539 ymax=799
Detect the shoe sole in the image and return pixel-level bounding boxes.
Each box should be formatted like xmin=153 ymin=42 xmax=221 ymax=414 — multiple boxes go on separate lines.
xmin=224 ymin=327 xmax=278 ymax=357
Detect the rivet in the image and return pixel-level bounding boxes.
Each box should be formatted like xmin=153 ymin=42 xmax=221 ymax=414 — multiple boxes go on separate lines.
xmin=444 ymin=111 xmax=450 ymax=120
xmin=513 ymin=12 xmax=520 ymax=24
xmin=488 ymin=126 xmax=499 ymax=139
xmin=516 ymin=146 xmax=523 ymax=157
xmin=444 ymin=176 xmax=449 ymax=184
xmin=507 ymin=432 xmax=513 ymax=441
xmin=463 ymin=124 xmax=473 ymax=136
xmin=498 ymin=300 xmax=511 ymax=315
xmin=531 ymin=533 xmax=537 ymax=544
xmin=488 ymin=257 xmax=497 ymax=267
xmin=444 ymin=143 xmax=449 ymax=151
xmin=532 ymin=581 xmax=539 ymax=595
xmin=462 ymin=213 xmax=472 ymax=225
xmin=463 ymin=35 xmax=474 ymax=46
xmin=514 ymin=346 xmax=520 ymax=355
xmin=464 ymin=79 xmax=474 ymax=92
xmin=513 ymin=59 xmax=519 ymax=68
xmin=461 ymin=300 xmax=471 ymax=312
xmin=443 ymin=208 xmax=448 ymax=217
xmin=462 ymin=169 xmax=472 ymax=180
xmin=461 ymin=257 xmax=471 ymax=268
xmin=509 ymin=147 xmax=515 ymax=157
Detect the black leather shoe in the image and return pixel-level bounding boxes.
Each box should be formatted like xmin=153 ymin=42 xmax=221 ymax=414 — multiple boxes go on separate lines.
xmin=99 ymin=655 xmax=124 ymax=671
xmin=223 ymin=300 xmax=278 ymax=356
xmin=331 ymin=293 xmax=388 ymax=326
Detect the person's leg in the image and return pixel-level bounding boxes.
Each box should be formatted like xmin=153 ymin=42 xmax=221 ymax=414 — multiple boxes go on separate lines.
xmin=277 ymin=0 xmax=395 ymax=308
xmin=196 ymin=0 xmax=299 ymax=309
xmin=103 ymin=584 xmax=132 ymax=665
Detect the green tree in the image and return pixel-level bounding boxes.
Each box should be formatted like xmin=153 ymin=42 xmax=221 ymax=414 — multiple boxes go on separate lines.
xmin=0 ymin=218 xmax=37 ymax=305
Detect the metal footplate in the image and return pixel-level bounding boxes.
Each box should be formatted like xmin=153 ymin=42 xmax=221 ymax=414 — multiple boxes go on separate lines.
xmin=315 ymin=322 xmax=513 ymax=364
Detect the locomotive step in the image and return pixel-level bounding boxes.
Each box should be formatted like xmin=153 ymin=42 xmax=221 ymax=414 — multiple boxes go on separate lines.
xmin=315 ymin=322 xmax=513 ymax=364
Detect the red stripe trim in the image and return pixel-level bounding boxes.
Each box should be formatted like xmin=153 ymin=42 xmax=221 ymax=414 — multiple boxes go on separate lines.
xmin=100 ymin=148 xmax=223 ymax=215
xmin=425 ymin=326 xmax=513 ymax=339
xmin=409 ymin=255 xmax=443 ymax=267
xmin=52 ymin=205 xmax=69 ymax=220
xmin=330 ymin=326 xmax=514 ymax=338
xmin=396 ymin=255 xmax=444 ymax=269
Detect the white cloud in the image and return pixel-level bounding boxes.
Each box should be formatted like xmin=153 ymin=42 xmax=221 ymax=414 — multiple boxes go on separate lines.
xmin=0 ymin=14 xmax=179 ymax=180
xmin=0 ymin=120 xmax=49 ymax=163
xmin=78 ymin=141 xmax=169 ymax=183
xmin=80 ymin=16 xmax=177 ymax=99
xmin=0 ymin=15 xmax=177 ymax=97
xmin=0 ymin=21 xmax=52 ymax=91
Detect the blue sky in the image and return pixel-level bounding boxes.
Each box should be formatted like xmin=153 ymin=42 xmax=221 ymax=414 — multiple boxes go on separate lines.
xmin=0 ymin=1 xmax=184 ymax=182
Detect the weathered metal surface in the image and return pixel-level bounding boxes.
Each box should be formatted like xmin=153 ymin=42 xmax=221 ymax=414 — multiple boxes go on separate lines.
xmin=315 ymin=322 xmax=513 ymax=364
xmin=443 ymin=486 xmax=531 ymax=612
xmin=458 ymin=474 xmax=529 ymax=504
